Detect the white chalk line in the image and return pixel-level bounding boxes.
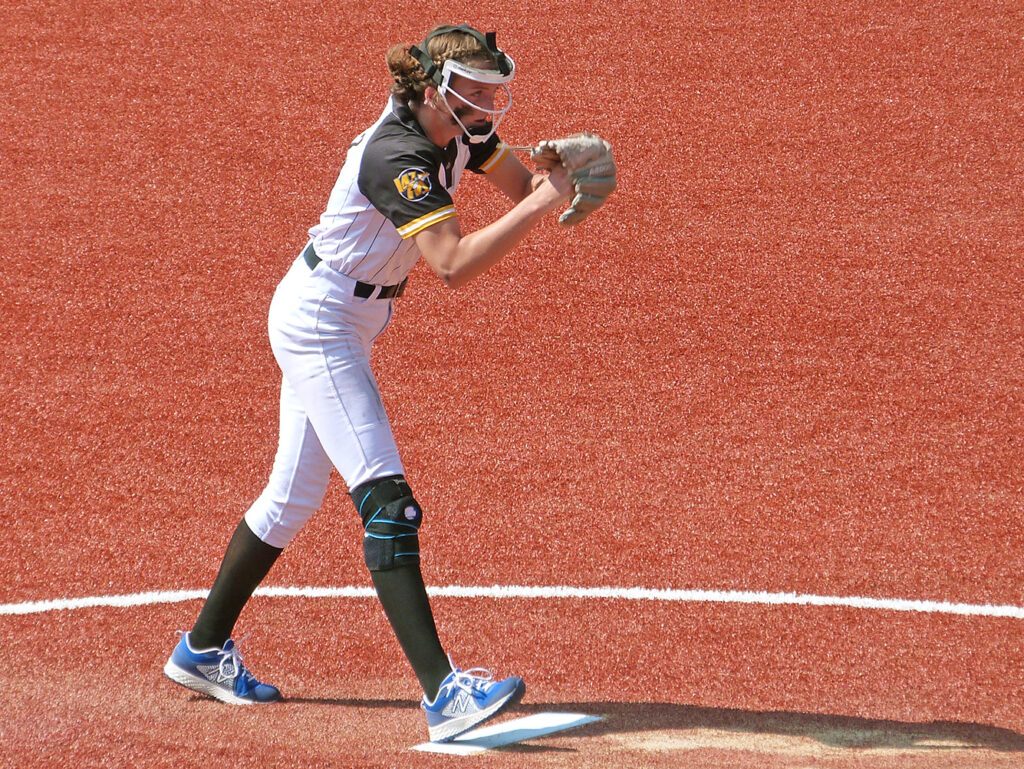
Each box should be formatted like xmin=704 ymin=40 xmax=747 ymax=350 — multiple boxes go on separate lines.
xmin=2 ymin=584 xmax=1023 ymax=619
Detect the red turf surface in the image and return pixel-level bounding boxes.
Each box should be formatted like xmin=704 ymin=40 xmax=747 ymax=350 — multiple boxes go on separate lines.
xmin=2 ymin=0 xmax=1023 ymax=767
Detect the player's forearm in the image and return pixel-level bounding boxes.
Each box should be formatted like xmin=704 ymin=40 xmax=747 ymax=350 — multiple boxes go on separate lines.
xmin=504 ymin=173 xmax=545 ymax=203
xmin=441 ymin=182 xmax=565 ymax=288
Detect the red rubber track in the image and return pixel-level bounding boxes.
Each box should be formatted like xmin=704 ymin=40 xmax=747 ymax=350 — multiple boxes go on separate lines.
xmin=2 ymin=0 xmax=1023 ymax=766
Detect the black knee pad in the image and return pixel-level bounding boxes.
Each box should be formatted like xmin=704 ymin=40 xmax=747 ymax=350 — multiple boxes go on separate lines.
xmin=350 ymin=475 xmax=422 ymax=571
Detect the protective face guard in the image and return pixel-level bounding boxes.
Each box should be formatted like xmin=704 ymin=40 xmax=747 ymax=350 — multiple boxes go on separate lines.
xmin=408 ymin=25 xmax=516 ymax=144
xmin=437 ymin=57 xmax=515 ymax=144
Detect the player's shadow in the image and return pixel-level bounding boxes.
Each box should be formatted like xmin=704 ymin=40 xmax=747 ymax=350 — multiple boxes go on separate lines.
xmin=518 ymin=701 xmax=1024 ymax=754
xmin=285 ymin=697 xmax=1024 ymax=754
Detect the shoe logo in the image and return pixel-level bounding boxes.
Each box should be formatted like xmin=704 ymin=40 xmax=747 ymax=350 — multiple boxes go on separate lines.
xmin=442 ymin=690 xmax=474 ymax=717
xmin=404 ymin=506 xmax=418 ymax=521
xmin=197 ymin=662 xmax=235 ymax=684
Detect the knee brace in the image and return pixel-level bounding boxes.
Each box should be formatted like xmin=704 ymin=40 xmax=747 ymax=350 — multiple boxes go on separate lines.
xmin=350 ymin=475 xmax=422 ymax=571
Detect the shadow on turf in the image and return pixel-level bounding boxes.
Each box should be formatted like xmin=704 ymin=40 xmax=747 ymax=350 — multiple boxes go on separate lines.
xmin=285 ymin=697 xmax=1024 ymax=753
xmin=521 ymin=701 xmax=1024 ymax=754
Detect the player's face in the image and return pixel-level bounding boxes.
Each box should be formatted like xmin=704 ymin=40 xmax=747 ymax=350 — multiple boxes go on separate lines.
xmin=444 ymin=73 xmax=502 ymax=128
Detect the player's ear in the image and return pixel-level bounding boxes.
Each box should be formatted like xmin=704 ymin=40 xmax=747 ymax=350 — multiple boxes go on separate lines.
xmin=423 ymin=86 xmax=440 ymax=109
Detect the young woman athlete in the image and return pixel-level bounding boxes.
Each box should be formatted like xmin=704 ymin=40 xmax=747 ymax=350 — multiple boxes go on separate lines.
xmin=163 ymin=24 xmax=610 ymax=743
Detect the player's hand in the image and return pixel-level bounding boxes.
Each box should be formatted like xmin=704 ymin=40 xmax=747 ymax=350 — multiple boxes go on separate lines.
xmin=544 ymin=165 xmax=574 ymax=200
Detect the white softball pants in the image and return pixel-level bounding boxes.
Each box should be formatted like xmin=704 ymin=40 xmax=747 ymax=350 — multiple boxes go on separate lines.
xmin=243 ymin=253 xmax=405 ymax=548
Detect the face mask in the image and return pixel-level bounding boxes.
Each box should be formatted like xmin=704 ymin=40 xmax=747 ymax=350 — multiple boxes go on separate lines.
xmin=435 ymin=58 xmax=515 ymax=144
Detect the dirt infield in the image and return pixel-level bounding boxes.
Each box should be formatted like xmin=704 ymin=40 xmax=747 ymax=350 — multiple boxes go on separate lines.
xmin=2 ymin=0 xmax=1023 ymax=766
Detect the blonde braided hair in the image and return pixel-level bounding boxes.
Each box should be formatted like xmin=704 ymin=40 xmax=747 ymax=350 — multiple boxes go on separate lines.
xmin=386 ymin=26 xmax=497 ymax=104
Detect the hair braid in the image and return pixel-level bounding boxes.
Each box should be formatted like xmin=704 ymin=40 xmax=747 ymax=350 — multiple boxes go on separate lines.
xmin=385 ymin=26 xmax=497 ymax=105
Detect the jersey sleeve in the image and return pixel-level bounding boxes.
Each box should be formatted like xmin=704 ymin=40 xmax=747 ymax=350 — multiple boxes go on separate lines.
xmin=358 ymin=142 xmax=457 ymax=239
xmin=466 ymin=133 xmax=509 ymax=175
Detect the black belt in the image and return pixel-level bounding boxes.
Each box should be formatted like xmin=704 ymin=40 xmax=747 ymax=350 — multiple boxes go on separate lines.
xmin=302 ymin=242 xmax=407 ymax=299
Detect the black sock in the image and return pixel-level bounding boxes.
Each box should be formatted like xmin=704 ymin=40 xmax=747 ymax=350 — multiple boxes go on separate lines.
xmin=189 ymin=519 xmax=283 ymax=650
xmin=370 ymin=564 xmax=452 ymax=700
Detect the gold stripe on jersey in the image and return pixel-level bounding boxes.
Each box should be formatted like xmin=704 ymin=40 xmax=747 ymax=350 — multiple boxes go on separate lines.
xmin=397 ymin=205 xmax=457 ymax=238
xmin=478 ymin=145 xmax=509 ymax=174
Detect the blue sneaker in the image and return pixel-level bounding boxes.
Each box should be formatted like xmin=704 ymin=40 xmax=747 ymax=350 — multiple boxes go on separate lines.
xmin=163 ymin=631 xmax=282 ymax=705
xmin=422 ymin=664 xmax=525 ymax=742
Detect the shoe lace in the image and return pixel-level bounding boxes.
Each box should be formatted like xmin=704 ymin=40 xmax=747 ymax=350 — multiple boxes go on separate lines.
xmin=447 ymin=666 xmax=495 ymax=700
xmin=218 ymin=634 xmax=256 ymax=687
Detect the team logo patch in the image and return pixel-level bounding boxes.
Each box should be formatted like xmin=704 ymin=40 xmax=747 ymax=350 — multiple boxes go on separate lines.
xmin=394 ymin=168 xmax=432 ymax=201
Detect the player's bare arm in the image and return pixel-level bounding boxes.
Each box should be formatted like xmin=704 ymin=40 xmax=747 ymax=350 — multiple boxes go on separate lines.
xmin=484 ymin=152 xmax=545 ymax=203
xmin=415 ymin=167 xmax=571 ymax=289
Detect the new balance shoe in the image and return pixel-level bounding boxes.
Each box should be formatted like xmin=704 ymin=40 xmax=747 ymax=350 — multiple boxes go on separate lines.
xmin=422 ymin=664 xmax=525 ymax=743
xmin=163 ymin=631 xmax=282 ymax=705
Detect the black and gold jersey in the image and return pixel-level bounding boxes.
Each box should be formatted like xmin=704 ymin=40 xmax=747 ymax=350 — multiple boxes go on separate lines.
xmin=307 ymin=97 xmax=509 ymax=285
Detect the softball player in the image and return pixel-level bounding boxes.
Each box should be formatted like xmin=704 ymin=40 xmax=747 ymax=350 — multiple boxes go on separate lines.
xmin=163 ymin=24 xmax=613 ymax=743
